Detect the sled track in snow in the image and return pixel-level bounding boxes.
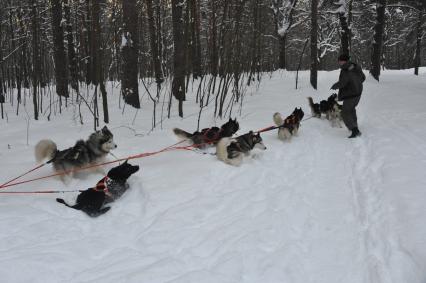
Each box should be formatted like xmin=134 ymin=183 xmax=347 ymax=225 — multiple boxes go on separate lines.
xmin=349 ymin=137 xmax=393 ymax=283
xmin=348 ymin=121 xmax=423 ymax=283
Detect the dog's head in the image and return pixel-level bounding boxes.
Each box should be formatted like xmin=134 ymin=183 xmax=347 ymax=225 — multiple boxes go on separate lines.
xmin=251 ymin=131 xmax=267 ymax=150
xmin=92 ymin=126 xmax=117 ymax=153
xmin=293 ymin=107 xmax=304 ymax=121
xmin=329 ymin=93 xmax=338 ymax=102
xmin=107 ymin=160 xmax=140 ymax=182
xmin=332 ymin=103 xmax=342 ymax=113
xmin=221 ymin=117 xmax=239 ymax=136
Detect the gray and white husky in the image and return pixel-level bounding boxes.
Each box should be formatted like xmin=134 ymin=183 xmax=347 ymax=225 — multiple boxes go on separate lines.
xmin=216 ymin=131 xmax=266 ymax=166
xmin=35 ymin=126 xmax=117 ymax=177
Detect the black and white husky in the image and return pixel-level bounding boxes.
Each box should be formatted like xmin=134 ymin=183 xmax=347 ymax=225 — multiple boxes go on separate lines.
xmin=173 ymin=118 xmax=240 ymax=145
xmin=56 ymin=161 xmax=139 ymax=217
xmin=216 ymin=131 xmax=266 ymax=166
xmin=308 ymin=94 xmax=342 ymax=127
xmin=35 ymin=126 xmax=117 ymax=177
xmin=273 ymin=107 xmax=304 ymax=141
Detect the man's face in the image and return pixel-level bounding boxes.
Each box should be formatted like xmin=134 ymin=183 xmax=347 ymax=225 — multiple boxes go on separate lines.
xmin=338 ymin=60 xmax=347 ymax=66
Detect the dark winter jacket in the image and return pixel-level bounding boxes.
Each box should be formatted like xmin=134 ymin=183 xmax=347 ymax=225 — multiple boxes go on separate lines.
xmin=331 ymin=62 xmax=366 ymax=101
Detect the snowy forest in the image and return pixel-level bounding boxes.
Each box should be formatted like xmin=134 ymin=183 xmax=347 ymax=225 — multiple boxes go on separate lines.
xmin=1 ymin=1 xmax=426 ymax=282
xmin=0 ymin=0 xmax=425 ymax=126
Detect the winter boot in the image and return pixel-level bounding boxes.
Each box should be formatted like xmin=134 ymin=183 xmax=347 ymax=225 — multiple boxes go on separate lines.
xmin=348 ymin=127 xmax=361 ymax=138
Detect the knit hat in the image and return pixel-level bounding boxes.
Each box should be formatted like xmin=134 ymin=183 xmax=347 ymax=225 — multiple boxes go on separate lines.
xmin=338 ymin=54 xmax=350 ymax=61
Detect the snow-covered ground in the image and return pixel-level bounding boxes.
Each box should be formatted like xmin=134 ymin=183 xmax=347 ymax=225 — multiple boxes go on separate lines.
xmin=0 ymin=69 xmax=425 ymax=283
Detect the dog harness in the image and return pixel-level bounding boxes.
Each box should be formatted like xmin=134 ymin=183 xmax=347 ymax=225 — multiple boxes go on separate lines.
xmin=201 ymin=127 xmax=223 ymax=143
xmin=282 ymin=115 xmax=300 ymax=134
xmin=94 ymin=176 xmax=113 ymax=197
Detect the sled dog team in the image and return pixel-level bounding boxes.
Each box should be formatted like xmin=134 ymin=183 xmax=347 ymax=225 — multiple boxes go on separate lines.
xmin=34 ymin=94 xmax=342 ymax=216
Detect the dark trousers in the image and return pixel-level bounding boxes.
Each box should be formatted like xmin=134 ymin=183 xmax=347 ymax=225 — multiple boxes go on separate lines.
xmin=341 ymin=96 xmax=361 ymax=131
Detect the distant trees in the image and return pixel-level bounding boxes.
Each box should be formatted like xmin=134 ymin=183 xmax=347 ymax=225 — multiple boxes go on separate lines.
xmin=271 ymin=0 xmax=299 ymax=70
xmin=0 ymin=0 xmax=424 ymax=122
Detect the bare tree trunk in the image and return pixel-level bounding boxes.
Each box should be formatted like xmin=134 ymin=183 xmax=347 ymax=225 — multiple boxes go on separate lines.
xmin=209 ymin=0 xmax=218 ymax=76
xmin=274 ymin=0 xmax=298 ymax=70
xmin=184 ymin=1 xmax=191 ymax=79
xmin=84 ymin=0 xmax=92 ymax=84
xmin=190 ymin=0 xmax=202 ymax=78
xmin=310 ymin=0 xmax=318 ymax=89
xmin=336 ymin=0 xmax=352 ymax=55
xmin=414 ymin=7 xmax=424 ymax=76
xmin=171 ymin=0 xmax=186 ymax=117
xmin=0 ymin=6 xmax=3 ymax=119
xmin=370 ymin=0 xmax=386 ymax=81
xmin=31 ymin=0 xmax=39 ymax=120
xmin=279 ymin=36 xmax=286 ymax=69
xmin=64 ymin=0 xmax=79 ymax=92
xmin=93 ymin=0 xmax=109 ymax=123
xmin=51 ymin=0 xmax=69 ymax=98
xmin=121 ymin=0 xmax=141 ymax=109
xmin=147 ymin=0 xmax=163 ymax=85
xmin=218 ymin=1 xmax=229 ymax=77
xmin=248 ymin=0 xmax=260 ymax=83
xmin=9 ymin=4 xmax=21 ymax=115
xmin=339 ymin=13 xmax=350 ymax=55
xmin=296 ymin=38 xmax=309 ymax=89
xmin=0 ymin=7 xmax=3 ymax=111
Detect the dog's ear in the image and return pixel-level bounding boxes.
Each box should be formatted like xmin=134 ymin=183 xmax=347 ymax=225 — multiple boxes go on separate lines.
xmin=124 ymin=159 xmax=128 ymax=164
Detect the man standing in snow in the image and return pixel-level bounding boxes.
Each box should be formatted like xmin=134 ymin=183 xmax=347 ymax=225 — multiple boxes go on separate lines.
xmin=331 ymin=54 xmax=366 ymax=138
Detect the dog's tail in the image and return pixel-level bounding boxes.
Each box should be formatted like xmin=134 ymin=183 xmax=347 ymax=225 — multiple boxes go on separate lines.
xmin=307 ymin=97 xmax=320 ymax=116
xmin=35 ymin=139 xmax=57 ymax=163
xmin=173 ymin=128 xmax=193 ymax=140
xmin=56 ymin=198 xmax=80 ymax=210
xmin=273 ymin=112 xmax=284 ymax=126
xmin=307 ymin=97 xmax=315 ymax=110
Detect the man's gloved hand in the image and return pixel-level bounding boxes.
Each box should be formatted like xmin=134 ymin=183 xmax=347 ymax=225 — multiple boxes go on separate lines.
xmin=331 ymin=83 xmax=339 ymax=90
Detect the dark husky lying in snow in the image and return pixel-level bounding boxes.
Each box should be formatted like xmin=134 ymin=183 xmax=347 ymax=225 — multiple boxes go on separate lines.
xmin=273 ymin=107 xmax=304 ymax=141
xmin=56 ymin=161 xmax=139 ymax=217
xmin=35 ymin=126 xmax=117 ymax=178
xmin=216 ymin=131 xmax=267 ymax=166
xmin=173 ymin=118 xmax=240 ymax=145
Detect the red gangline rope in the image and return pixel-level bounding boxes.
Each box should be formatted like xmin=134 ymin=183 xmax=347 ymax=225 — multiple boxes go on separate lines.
xmin=0 ymin=190 xmax=83 ymax=194
xmin=0 ymin=163 xmax=47 ymax=188
xmin=0 ymin=119 xmax=315 ymax=193
xmin=0 ymin=139 xmax=208 ymax=191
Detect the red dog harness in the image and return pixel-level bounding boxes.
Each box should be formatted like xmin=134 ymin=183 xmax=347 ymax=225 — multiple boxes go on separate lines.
xmin=201 ymin=128 xmax=223 ymax=143
xmin=93 ymin=176 xmax=112 ymax=197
